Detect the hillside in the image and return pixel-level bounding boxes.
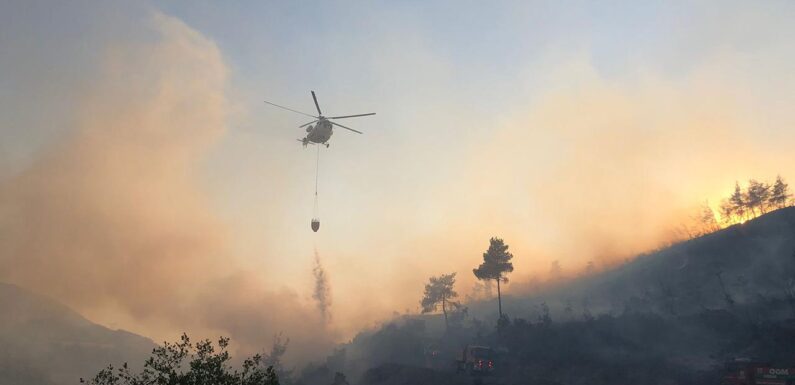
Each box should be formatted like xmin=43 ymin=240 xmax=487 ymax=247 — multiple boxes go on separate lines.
xmin=3 ymin=208 xmax=793 ymax=385
xmin=496 ymin=205 xmax=795 ymax=321
xmin=322 ymin=207 xmax=795 ymax=385
xmin=0 ymin=283 xmax=154 ymax=385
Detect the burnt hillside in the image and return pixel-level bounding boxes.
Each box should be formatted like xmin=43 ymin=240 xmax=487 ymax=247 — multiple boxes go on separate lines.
xmin=464 ymin=206 xmax=795 ymax=324
xmin=322 ymin=207 xmax=795 ymax=385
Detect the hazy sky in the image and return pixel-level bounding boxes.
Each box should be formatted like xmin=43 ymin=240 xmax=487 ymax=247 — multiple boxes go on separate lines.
xmin=1 ymin=0 xmax=794 ymax=362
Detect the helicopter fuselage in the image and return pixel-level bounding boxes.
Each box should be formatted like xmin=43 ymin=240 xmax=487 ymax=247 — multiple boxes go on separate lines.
xmin=265 ymin=90 xmax=372 ymax=147
xmin=304 ymin=118 xmax=333 ymax=144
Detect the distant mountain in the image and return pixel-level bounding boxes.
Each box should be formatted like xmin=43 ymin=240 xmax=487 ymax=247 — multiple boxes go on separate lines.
xmin=0 ymin=283 xmax=154 ymax=385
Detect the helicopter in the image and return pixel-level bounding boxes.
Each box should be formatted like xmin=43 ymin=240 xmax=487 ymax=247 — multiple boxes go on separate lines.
xmin=264 ymin=91 xmax=375 ymax=147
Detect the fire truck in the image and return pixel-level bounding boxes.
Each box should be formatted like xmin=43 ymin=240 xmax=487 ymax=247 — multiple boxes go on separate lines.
xmin=455 ymin=345 xmax=495 ymax=375
xmin=722 ymin=359 xmax=795 ymax=385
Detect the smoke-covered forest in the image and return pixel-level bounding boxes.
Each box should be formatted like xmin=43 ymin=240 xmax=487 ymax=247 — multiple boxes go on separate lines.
xmin=289 ymin=205 xmax=795 ymax=385
xmin=76 ymin=201 xmax=795 ymax=385
xmin=4 ymin=2 xmax=795 ymax=385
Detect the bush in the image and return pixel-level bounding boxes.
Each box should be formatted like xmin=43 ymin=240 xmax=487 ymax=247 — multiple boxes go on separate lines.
xmin=80 ymin=333 xmax=279 ymax=385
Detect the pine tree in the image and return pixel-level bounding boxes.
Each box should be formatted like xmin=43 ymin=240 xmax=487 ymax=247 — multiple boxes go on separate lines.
xmin=746 ymin=179 xmax=771 ymax=214
xmin=719 ymin=199 xmax=734 ymax=224
xmin=770 ymin=175 xmax=792 ymax=209
xmin=473 ymin=238 xmax=514 ymax=319
xmin=420 ymin=273 xmax=458 ymax=331
xmin=729 ymin=182 xmax=746 ymax=220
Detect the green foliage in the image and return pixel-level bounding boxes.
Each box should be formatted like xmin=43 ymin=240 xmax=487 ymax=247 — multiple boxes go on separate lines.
xmin=80 ymin=333 xmax=279 ymax=385
xmin=474 ymin=237 xmax=515 ymax=319
xmin=421 ymin=273 xmax=461 ymax=331
xmin=420 ymin=273 xmax=458 ymax=314
xmin=473 ymin=237 xmax=514 ymax=282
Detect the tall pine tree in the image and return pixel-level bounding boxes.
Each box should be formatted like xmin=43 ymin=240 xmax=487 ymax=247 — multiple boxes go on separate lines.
xmin=473 ymin=237 xmax=514 ymax=319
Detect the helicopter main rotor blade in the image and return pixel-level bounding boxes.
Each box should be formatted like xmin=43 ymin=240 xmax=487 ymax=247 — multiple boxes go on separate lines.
xmin=299 ymin=120 xmax=319 ymax=128
xmin=264 ymin=100 xmax=318 ymax=118
xmin=311 ymin=91 xmax=322 ymax=116
xmin=328 ymin=113 xmax=376 ymax=119
xmin=330 ymin=121 xmax=363 ymax=134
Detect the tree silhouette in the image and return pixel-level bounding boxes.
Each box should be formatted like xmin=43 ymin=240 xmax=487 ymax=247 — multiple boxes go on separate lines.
xmin=473 ymin=237 xmax=514 ymax=319
xmin=729 ymin=182 xmax=746 ymax=220
xmin=81 ymin=333 xmax=279 ymax=385
xmin=698 ymin=202 xmax=720 ymax=233
xmin=263 ymin=333 xmax=291 ymax=380
xmin=420 ymin=273 xmax=459 ymax=331
xmin=746 ymin=179 xmax=771 ymax=215
xmin=720 ymin=177 xmax=791 ymax=224
xmin=770 ymin=175 xmax=792 ymax=209
xmin=331 ymin=372 xmax=350 ymax=385
xmin=719 ymin=199 xmax=734 ymax=224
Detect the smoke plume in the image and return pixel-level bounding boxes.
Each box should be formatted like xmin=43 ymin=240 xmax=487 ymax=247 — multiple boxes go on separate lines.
xmin=2 ymin=0 xmax=794 ymax=351
xmin=313 ymin=248 xmax=333 ymax=324
xmin=0 ymin=9 xmax=333 ymax=363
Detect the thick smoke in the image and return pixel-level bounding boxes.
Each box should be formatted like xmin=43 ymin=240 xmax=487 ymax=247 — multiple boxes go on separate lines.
xmin=0 ymin=11 xmax=228 ymax=319
xmin=2 ymin=1 xmax=794 ymax=350
xmin=438 ymin=53 xmax=795 ymax=289
xmin=312 ymin=248 xmax=333 ymax=324
xmin=0 ymin=9 xmax=332 ymax=363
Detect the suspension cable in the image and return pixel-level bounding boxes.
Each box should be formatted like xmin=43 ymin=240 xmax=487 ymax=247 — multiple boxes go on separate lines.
xmin=313 ymin=145 xmax=320 ymax=217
